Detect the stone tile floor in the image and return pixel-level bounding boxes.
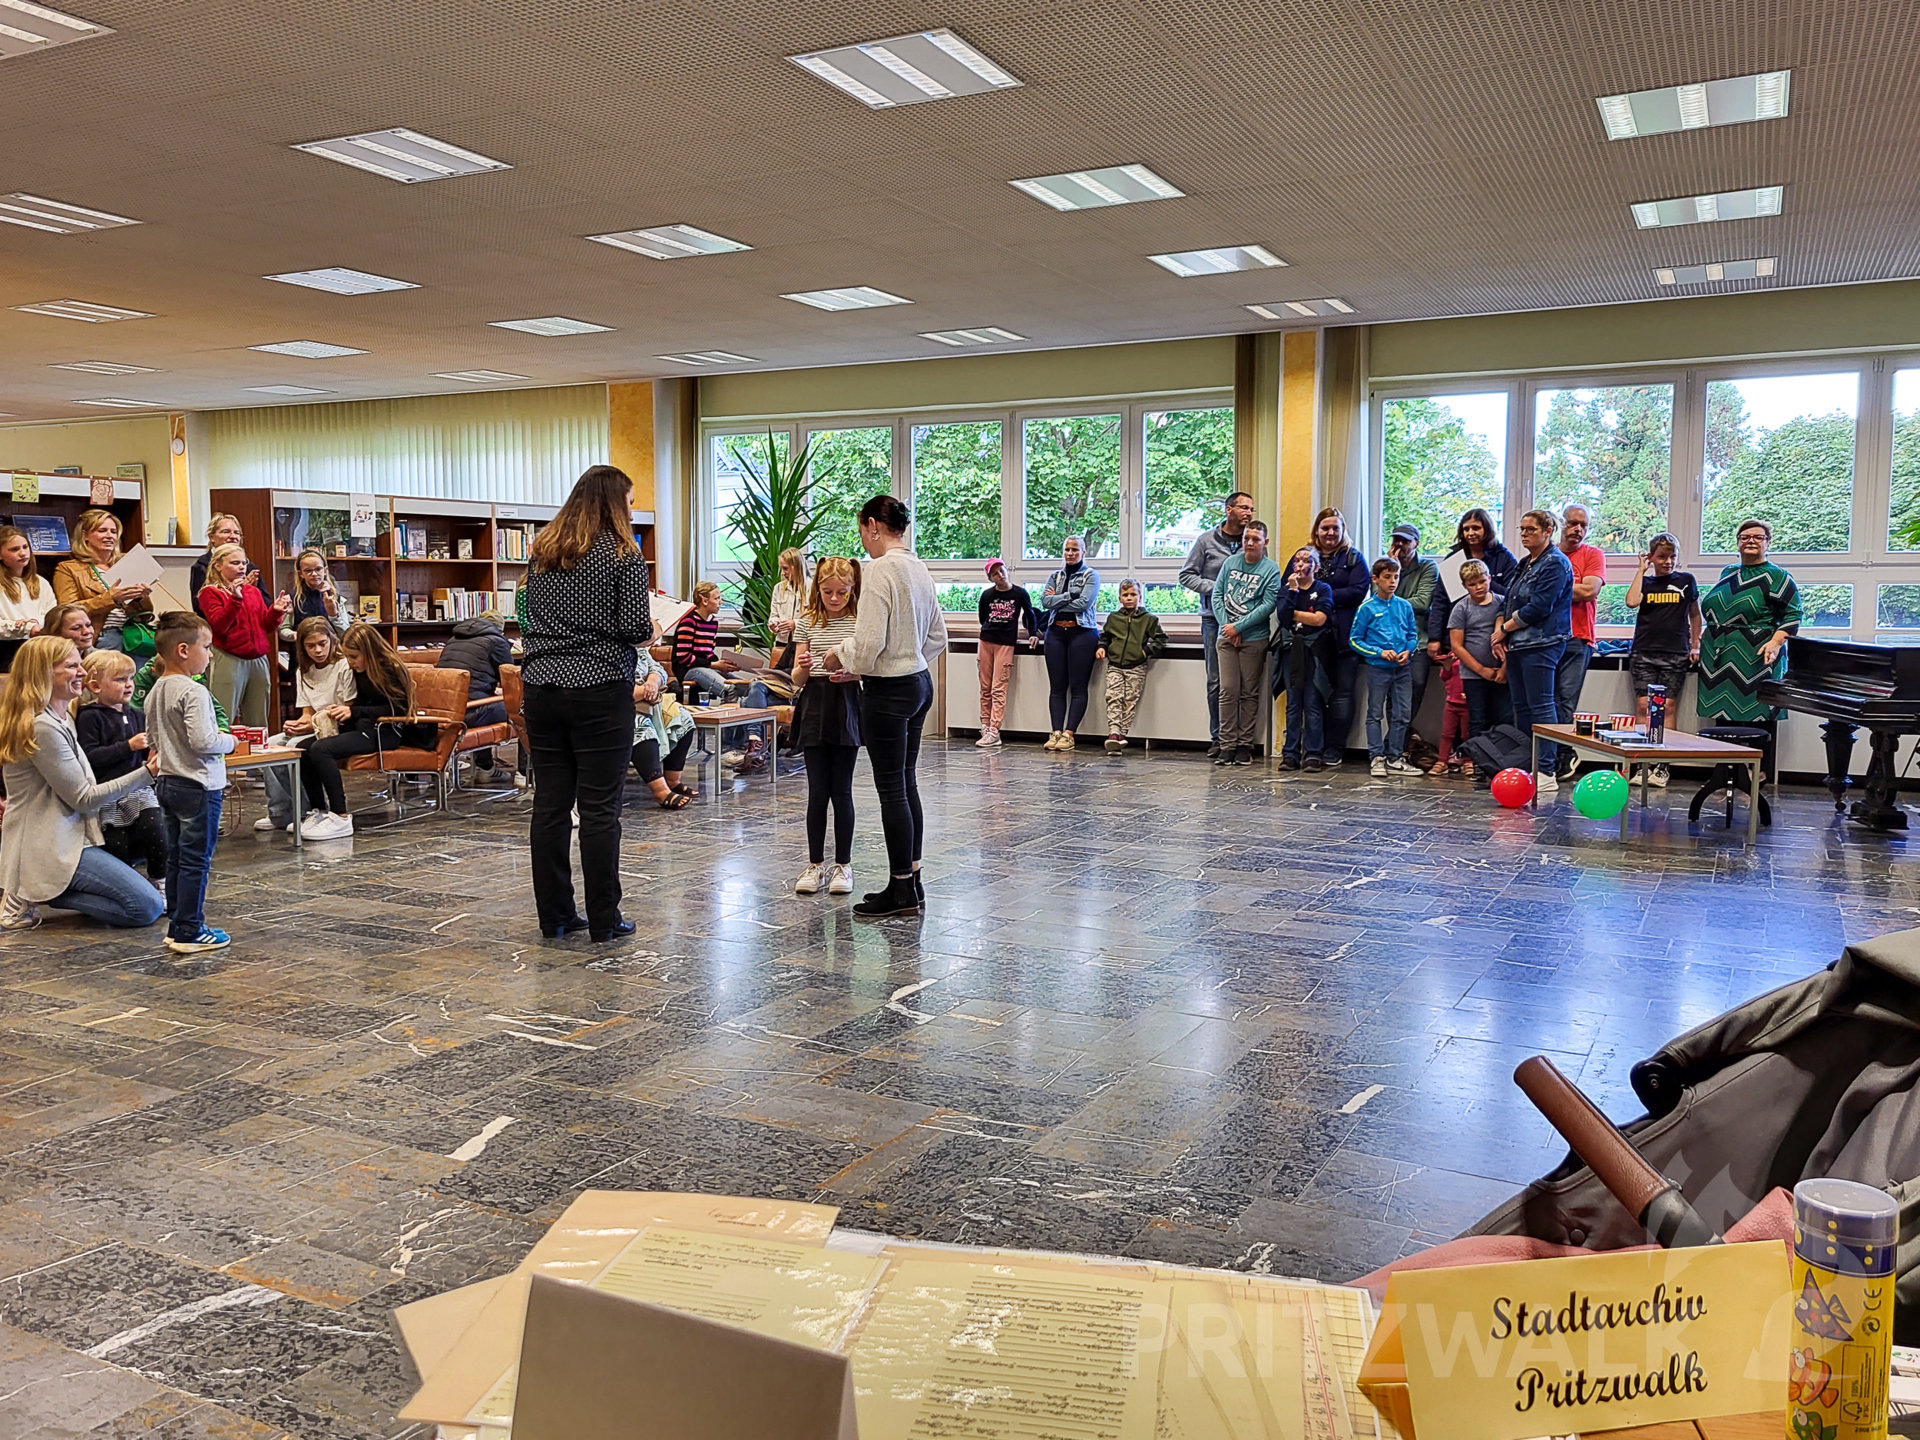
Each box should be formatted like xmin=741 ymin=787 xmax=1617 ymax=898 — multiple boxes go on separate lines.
xmin=0 ymin=741 xmax=1913 ymax=1437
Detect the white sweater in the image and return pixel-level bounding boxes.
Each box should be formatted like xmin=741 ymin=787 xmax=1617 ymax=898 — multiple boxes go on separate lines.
xmin=0 ymin=577 xmax=49 ymax=637
xmin=830 ymin=548 xmax=948 ymax=678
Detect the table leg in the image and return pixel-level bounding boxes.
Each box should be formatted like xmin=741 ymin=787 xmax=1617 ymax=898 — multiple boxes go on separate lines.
xmin=769 ymin=717 xmax=778 ymax=798
xmin=1620 ymin=768 xmax=1630 ymax=842
xmin=288 ymin=760 xmax=302 ymax=848
xmin=1747 ymin=760 xmax=1760 ymax=847
xmin=1529 ymin=733 xmax=1538 ymax=808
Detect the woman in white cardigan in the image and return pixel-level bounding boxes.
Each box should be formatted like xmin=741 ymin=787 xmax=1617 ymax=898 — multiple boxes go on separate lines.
xmin=0 ymin=636 xmax=164 ymax=930
xmin=769 ymin=547 xmax=808 ymax=669
xmin=0 ymin=525 xmax=48 ymax=673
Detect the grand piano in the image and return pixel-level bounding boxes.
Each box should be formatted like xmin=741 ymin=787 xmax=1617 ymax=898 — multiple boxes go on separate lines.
xmin=1760 ymin=635 xmax=1920 ymax=831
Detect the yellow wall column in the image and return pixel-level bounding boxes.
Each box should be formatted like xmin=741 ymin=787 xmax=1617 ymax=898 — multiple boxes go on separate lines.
xmin=168 ymin=414 xmax=191 ymax=544
xmin=1279 ymin=331 xmax=1318 ymax=551
xmin=1234 ymin=334 xmax=1282 ymax=530
xmin=608 ymin=381 xmax=656 ymax=511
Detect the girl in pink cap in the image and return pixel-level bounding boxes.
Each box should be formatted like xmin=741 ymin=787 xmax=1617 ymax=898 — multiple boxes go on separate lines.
xmin=974 ymin=559 xmax=1036 ymax=746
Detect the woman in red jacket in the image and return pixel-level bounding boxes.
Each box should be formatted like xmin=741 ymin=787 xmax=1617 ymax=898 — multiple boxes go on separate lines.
xmin=198 ymin=542 xmax=290 ymax=730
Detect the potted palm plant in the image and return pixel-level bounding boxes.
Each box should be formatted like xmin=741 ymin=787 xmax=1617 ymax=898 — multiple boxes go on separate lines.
xmin=723 ymin=433 xmax=824 ymax=653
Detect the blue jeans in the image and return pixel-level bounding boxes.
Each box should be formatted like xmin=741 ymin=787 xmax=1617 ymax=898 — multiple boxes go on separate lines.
xmin=1506 ymin=640 xmax=1566 ymax=773
xmin=157 ymin=776 xmax=222 ymax=941
xmin=1320 ymin=642 xmax=1360 ymax=762
xmin=1200 ymin=613 xmax=1221 ymax=742
xmin=1364 ymin=663 xmax=1413 ymax=759
xmin=1460 ymin=674 xmax=1510 ymax=738
xmin=47 ymin=845 xmax=164 ymax=927
xmin=685 ymin=668 xmax=768 ymax=709
xmin=1554 ymin=638 xmax=1593 ymax=735
xmin=1282 ymin=638 xmax=1322 ymax=762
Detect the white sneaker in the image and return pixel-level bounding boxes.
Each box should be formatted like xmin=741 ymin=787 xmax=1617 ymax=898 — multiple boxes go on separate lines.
xmin=1370 ymin=757 xmax=1388 ymax=777
xmin=828 ymin=865 xmax=854 ymax=895
xmin=1386 ymin=756 xmax=1418 ymax=775
xmin=253 ymin=816 xmax=280 ymax=832
xmin=304 ymin=812 xmax=354 ymax=841
xmin=975 ymin=730 xmax=999 ymax=747
xmin=1646 ymin=764 xmax=1670 ymax=788
xmin=0 ymin=895 xmax=40 ymax=930
xmin=1535 ymin=772 xmax=1559 ymax=795
xmin=794 ymin=864 xmax=824 ymax=895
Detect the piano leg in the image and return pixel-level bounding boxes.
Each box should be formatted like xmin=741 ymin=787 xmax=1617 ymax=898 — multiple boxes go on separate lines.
xmin=1848 ymin=728 xmax=1908 ymax=831
xmin=1821 ymin=719 xmax=1857 ymax=811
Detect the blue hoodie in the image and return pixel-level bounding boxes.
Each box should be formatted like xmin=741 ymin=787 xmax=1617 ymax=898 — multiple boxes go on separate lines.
xmin=1350 ymin=590 xmax=1420 ymax=668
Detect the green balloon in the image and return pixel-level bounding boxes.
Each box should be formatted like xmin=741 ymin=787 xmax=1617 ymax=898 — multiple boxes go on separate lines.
xmin=1573 ymin=769 xmax=1630 ymax=820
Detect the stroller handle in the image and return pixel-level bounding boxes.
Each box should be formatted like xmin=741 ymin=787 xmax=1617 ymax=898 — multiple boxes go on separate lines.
xmin=1513 ymin=1056 xmax=1719 ymax=1248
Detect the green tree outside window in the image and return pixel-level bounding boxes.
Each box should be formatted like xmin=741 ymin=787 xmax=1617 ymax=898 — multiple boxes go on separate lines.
xmin=912 ymin=421 xmax=1003 ymax=560
xmin=807 ymin=428 xmax=890 ymax=561
xmin=1533 ymin=385 xmax=1673 ymax=555
xmin=1380 ymin=395 xmax=1505 ymax=550
xmin=1701 ymin=375 xmax=1855 ymax=554
xmin=1023 ymin=415 xmax=1122 ymax=560
xmin=1143 ymin=408 xmax=1236 ymax=557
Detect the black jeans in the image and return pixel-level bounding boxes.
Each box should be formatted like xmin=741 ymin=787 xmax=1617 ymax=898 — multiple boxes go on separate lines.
xmin=1321 ymin=642 xmax=1360 ymax=762
xmin=1044 ymin=623 xmax=1098 ymax=731
xmin=804 ymin=744 xmax=859 ymax=864
xmin=632 ymin=730 xmax=694 ymax=783
xmin=524 ymin=680 xmax=632 ymax=933
xmin=1460 ymin=674 xmax=1511 ymax=738
xmin=861 ymin=671 xmax=931 ymax=878
xmin=103 ymin=807 xmax=168 ymax=881
xmin=301 ymin=730 xmax=382 ymax=814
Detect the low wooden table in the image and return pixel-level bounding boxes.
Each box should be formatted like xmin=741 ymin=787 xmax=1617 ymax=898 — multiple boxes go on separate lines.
xmin=227 ymin=746 xmax=306 ymax=847
xmin=1530 ymin=723 xmax=1765 ymax=846
xmin=691 ymin=705 xmax=779 ymax=806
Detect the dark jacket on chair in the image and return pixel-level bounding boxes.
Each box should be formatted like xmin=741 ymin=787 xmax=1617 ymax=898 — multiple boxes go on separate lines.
xmin=437 ymin=618 xmax=513 ymax=701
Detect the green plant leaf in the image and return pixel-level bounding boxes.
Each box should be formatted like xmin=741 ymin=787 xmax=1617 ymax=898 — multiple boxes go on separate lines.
xmin=723 ymin=432 xmax=829 ymax=651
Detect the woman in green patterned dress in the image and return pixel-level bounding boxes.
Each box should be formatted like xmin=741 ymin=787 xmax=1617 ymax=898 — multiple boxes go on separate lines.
xmin=1697 ymin=518 xmax=1801 ymax=774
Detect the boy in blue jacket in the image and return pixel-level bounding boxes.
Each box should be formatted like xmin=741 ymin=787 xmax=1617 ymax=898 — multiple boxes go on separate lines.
xmin=1350 ymin=557 xmax=1420 ymax=776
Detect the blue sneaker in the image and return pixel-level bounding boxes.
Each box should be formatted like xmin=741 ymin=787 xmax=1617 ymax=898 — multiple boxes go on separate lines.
xmin=165 ymin=928 xmax=231 ymax=954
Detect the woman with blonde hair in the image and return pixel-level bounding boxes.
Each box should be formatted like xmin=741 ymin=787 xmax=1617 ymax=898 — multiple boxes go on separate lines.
xmin=293 ymin=622 xmax=426 ymax=842
xmin=521 ymin=464 xmax=651 ymax=940
xmin=198 ymin=541 xmax=290 ymax=729
xmin=0 ymin=525 xmax=46 ymax=671
xmin=189 ymin=513 xmax=270 ymax=618
xmin=790 ymin=556 xmax=863 ymax=896
xmin=0 ymin=635 xmax=164 ymax=930
xmin=769 ymin=546 xmax=808 ymax=668
xmin=52 ymin=508 xmax=153 ymax=654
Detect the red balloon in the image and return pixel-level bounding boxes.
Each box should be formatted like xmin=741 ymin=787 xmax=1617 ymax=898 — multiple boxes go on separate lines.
xmin=1490 ymin=767 xmax=1535 ymax=808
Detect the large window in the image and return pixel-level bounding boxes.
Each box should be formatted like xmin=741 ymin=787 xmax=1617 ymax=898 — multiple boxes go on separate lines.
xmin=1889 ymin=369 xmax=1920 ymax=552
xmin=1380 ymin=393 xmax=1507 ymax=547
xmin=1533 ymin=384 xmax=1673 ymax=555
xmin=806 ymin=427 xmax=890 ymax=561
xmin=1022 ymin=414 xmax=1121 ymax=561
xmin=707 ymin=431 xmax=788 ymax=565
xmin=1142 ymin=407 xmax=1234 ymax=557
xmin=911 ymin=421 xmax=1002 ymax=562
xmin=1702 ymin=373 xmax=1856 ymax=554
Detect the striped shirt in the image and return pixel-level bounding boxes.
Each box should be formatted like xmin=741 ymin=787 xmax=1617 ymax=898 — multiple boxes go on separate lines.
xmin=672 ymin=609 xmax=720 ymax=674
xmin=795 ymin=611 xmax=859 ymax=659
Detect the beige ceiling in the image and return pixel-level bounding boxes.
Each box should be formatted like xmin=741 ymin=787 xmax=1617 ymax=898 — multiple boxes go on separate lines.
xmin=0 ymin=0 xmax=1915 ymax=420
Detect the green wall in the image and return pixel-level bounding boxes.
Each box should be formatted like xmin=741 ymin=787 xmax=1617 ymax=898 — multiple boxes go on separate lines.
xmin=1370 ymin=279 xmax=1920 ymax=381
xmin=700 ymin=336 xmax=1235 ymax=419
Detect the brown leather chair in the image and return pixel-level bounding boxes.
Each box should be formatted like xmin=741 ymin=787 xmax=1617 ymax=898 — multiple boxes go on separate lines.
xmin=344 ymin=665 xmax=468 ymax=819
xmin=498 ymin=664 xmax=531 ymax=793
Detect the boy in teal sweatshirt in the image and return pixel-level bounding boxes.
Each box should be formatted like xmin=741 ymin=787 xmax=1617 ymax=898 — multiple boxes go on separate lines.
xmin=1210 ymin=522 xmax=1283 ymax=766
xmin=1350 ymin=556 xmax=1420 ymax=775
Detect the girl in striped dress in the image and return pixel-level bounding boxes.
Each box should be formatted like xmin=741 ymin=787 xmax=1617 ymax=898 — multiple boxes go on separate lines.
xmin=790 ymin=557 xmax=863 ymax=897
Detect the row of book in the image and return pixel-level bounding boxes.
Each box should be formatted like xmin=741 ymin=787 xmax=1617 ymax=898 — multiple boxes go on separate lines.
xmin=495 ymin=523 xmax=540 ymax=560
xmin=392 ymin=586 xmax=517 ymax=622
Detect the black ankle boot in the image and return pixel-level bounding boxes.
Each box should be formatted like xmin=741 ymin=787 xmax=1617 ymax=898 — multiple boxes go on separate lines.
xmin=853 ymin=877 xmax=921 ymax=919
xmin=912 ymin=871 xmax=924 ymax=903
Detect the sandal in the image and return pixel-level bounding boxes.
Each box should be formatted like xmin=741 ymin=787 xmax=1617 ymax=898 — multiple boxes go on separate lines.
xmin=670 ymin=783 xmax=698 ymax=798
xmin=657 ymin=791 xmax=692 ymax=809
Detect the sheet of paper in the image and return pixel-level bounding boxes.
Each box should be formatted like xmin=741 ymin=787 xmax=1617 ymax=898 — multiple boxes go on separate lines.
xmin=1435 ymin=552 xmax=1469 ymax=613
xmin=101 ymin=543 xmax=164 ymax=590
xmin=396 ymin=1276 xmax=508 ymax=1382
xmin=351 ymin=492 xmax=378 ymax=538
xmin=652 ymin=594 xmax=695 ymax=642
xmin=1158 ymin=1285 xmax=1305 ymax=1440
xmin=852 ymin=1259 xmax=1166 ymax=1440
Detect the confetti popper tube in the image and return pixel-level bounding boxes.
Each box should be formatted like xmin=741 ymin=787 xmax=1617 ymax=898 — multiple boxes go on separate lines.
xmin=1789 ymin=1177 xmax=1898 ymax=1440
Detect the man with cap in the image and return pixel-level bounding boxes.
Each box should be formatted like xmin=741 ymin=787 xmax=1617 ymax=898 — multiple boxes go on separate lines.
xmin=1180 ymin=490 xmax=1256 ymax=758
xmin=1388 ymin=523 xmax=1440 ymax=721
xmin=974 ymin=558 xmax=1037 ymax=747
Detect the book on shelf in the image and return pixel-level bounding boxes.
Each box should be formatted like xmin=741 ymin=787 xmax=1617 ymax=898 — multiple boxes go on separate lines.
xmin=358 ymin=595 xmax=381 ymax=620
xmin=494 ymin=524 xmax=537 ymax=561
xmin=15 ymin=515 xmax=70 ymax=554
xmin=332 ymin=578 xmax=360 ymax=614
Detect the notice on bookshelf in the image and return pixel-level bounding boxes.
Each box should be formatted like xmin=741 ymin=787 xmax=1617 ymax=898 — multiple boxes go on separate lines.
xmin=16 ymin=515 xmax=67 ymax=553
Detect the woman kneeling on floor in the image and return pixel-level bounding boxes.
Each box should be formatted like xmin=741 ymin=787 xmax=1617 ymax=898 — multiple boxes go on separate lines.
xmin=294 ymin=623 xmax=431 ymax=841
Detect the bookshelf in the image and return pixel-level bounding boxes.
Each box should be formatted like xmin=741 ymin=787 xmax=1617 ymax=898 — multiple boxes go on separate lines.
xmin=209 ymin=487 xmax=656 ymax=728
xmin=0 ymin=471 xmax=147 ymax=588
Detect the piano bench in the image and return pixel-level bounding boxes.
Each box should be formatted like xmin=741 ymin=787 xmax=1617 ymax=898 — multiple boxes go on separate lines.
xmin=1688 ymin=726 xmax=1773 ymax=831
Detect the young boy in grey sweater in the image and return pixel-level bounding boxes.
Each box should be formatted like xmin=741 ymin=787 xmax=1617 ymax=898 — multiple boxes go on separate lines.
xmin=147 ymin=611 xmax=237 ymax=954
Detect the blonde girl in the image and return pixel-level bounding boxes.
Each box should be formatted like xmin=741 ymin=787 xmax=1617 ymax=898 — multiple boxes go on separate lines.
xmin=197 ymin=542 xmax=290 ymax=729
xmin=52 ymin=508 xmax=152 ymax=653
xmin=0 ymin=635 xmax=163 ymax=929
xmin=790 ymin=556 xmax=864 ymax=897
xmin=770 ymin=547 xmax=808 ymax=666
xmin=0 ymin=525 xmax=46 ymax=645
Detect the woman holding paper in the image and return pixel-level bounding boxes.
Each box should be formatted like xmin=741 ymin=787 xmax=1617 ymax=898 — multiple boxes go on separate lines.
xmin=52 ymin=509 xmax=154 ymax=655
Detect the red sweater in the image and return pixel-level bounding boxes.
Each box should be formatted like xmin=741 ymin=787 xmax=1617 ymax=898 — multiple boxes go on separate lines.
xmin=200 ymin=583 xmax=274 ymax=659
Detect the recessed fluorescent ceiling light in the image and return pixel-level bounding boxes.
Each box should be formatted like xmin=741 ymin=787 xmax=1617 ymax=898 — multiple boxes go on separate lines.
xmin=657 ymin=351 xmax=758 ymax=366
xmin=434 ymin=369 xmax=530 ymax=383
xmin=921 ymin=327 xmax=1023 ymax=346
xmin=249 ymin=340 xmax=367 ymax=358
xmin=1597 ymin=70 xmax=1790 ymax=140
xmin=293 ymin=127 xmax=510 ymax=184
xmin=246 ymin=384 xmax=336 ymax=396
xmin=589 ymin=224 xmax=751 ymax=259
xmin=0 ymin=0 xmax=110 ymax=60
xmin=0 ymin=193 xmax=138 ymax=234
xmin=1009 ymin=164 xmax=1183 ymax=211
xmin=1630 ymin=185 xmax=1782 ymax=229
xmin=12 ymin=298 xmax=150 ymax=322
xmin=1246 ymin=299 xmax=1354 ymax=319
xmin=782 ymin=286 xmax=912 ymax=310
xmin=790 ymin=28 xmax=1019 ymax=108
xmin=488 ymin=316 xmax=612 ymax=336
xmin=71 ymin=397 xmax=158 ymax=408
xmin=49 ymin=360 xmax=158 ymax=374
xmin=1654 ymin=257 xmax=1777 ymax=286
xmin=266 ymin=267 xmax=419 ymax=295
xmin=1149 ymin=245 xmax=1285 ymax=277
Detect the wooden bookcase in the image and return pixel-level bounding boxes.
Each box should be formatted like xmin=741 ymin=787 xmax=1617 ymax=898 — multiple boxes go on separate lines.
xmin=0 ymin=471 xmax=147 ymax=592
xmin=209 ymin=487 xmax=656 ymax=728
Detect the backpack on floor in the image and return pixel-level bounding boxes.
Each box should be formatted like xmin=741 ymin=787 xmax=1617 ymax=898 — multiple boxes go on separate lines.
xmin=1460 ymin=723 xmax=1531 ymax=786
